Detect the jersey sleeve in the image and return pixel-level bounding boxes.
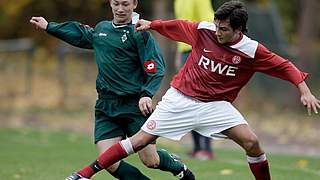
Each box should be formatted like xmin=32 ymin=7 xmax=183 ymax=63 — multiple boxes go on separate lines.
xmin=135 ymin=31 xmax=165 ymax=98
xmin=150 ymin=19 xmax=199 ymax=46
xmin=46 ymin=21 xmax=93 ymax=49
xmin=253 ymin=44 xmax=308 ymax=85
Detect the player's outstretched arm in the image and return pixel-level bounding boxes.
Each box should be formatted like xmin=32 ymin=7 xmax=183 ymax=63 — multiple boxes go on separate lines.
xmin=135 ymin=19 xmax=151 ymax=31
xmin=30 ymin=17 xmax=48 ymax=30
xmin=298 ymin=81 xmax=320 ymax=115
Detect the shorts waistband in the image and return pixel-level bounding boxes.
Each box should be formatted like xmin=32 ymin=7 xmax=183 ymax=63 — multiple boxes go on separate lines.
xmin=97 ymin=89 xmax=139 ymax=99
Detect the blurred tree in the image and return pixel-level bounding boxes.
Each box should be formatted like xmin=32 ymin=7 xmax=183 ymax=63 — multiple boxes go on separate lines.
xmin=297 ymin=0 xmax=320 ymax=73
xmin=272 ymin=0 xmax=300 ymax=43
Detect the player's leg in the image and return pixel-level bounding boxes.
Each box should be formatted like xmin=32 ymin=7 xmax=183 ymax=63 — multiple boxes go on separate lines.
xmin=137 ymin=144 xmax=194 ymax=179
xmin=203 ymin=135 xmax=214 ymax=158
xmin=67 ymin=129 xmax=157 ymax=180
xmin=66 ymin=96 xmax=150 ymax=180
xmin=67 ymin=87 xmax=196 ymax=180
xmin=190 ymin=130 xmax=201 ymax=155
xmin=191 ymin=131 xmax=214 ymax=160
xmin=222 ymin=124 xmax=271 ymax=180
xmin=194 ymin=100 xmax=270 ymax=179
xmin=127 ymin=111 xmax=194 ymax=180
xmin=96 ymin=139 xmax=150 ymax=180
xmin=196 ymin=134 xmax=214 ymax=160
xmin=75 ymin=138 xmax=149 ymax=179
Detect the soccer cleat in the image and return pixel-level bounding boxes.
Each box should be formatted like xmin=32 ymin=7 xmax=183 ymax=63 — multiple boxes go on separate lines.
xmin=169 ymin=153 xmax=195 ymax=180
xmin=65 ymin=173 xmax=90 ymax=180
xmin=175 ymin=165 xmax=195 ymax=180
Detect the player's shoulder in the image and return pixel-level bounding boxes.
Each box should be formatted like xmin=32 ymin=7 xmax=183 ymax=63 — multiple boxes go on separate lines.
xmin=134 ymin=30 xmax=153 ymax=44
xmin=197 ymin=21 xmax=216 ymax=31
xmin=230 ymin=35 xmax=259 ymax=58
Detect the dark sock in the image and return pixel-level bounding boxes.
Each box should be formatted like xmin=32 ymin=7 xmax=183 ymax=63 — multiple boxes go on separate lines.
xmin=111 ymin=160 xmax=150 ymax=180
xmin=249 ymin=160 xmax=271 ymax=180
xmin=191 ymin=131 xmax=201 ymax=151
xmin=156 ymin=149 xmax=184 ymax=176
xmin=204 ymin=136 xmax=212 ymax=152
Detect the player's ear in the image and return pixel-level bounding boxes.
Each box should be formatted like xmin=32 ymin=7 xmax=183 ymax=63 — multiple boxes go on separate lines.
xmin=133 ymin=0 xmax=138 ymax=9
xmin=234 ymin=26 xmax=242 ymax=34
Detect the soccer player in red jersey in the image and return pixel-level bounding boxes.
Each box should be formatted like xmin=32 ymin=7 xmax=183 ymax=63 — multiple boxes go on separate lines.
xmin=68 ymin=1 xmax=320 ymax=179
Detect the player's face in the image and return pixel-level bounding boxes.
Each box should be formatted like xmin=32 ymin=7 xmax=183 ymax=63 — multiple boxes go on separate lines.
xmin=110 ymin=0 xmax=137 ymax=24
xmin=214 ymin=19 xmax=241 ymax=44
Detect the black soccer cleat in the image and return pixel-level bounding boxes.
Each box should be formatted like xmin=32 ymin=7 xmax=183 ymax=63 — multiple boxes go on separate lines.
xmin=169 ymin=152 xmax=195 ymax=180
xmin=176 ymin=165 xmax=196 ymax=180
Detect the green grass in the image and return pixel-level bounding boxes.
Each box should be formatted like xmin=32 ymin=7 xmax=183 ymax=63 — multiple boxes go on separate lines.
xmin=0 ymin=128 xmax=319 ymax=180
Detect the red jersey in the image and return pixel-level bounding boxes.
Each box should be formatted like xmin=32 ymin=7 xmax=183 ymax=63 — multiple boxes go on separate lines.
xmin=150 ymin=20 xmax=308 ymax=102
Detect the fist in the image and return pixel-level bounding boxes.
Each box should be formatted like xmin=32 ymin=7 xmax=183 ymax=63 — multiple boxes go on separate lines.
xmin=30 ymin=16 xmax=48 ymax=30
xmin=139 ymin=97 xmax=153 ymax=116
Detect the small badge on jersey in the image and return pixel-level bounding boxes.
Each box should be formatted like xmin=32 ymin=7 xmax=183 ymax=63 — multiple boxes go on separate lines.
xmin=232 ymin=55 xmax=241 ymax=64
xmin=121 ymin=30 xmax=130 ymax=43
xmin=146 ymin=120 xmax=156 ymax=130
xmin=121 ymin=33 xmax=127 ymax=43
xmin=144 ymin=61 xmax=156 ymax=73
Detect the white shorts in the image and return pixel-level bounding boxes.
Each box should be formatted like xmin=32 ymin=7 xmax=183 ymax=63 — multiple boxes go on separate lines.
xmin=141 ymin=87 xmax=248 ymax=140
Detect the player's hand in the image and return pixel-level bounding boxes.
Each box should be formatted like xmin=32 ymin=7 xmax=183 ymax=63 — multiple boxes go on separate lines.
xmin=30 ymin=16 xmax=48 ymax=30
xmin=300 ymin=93 xmax=320 ymax=115
xmin=135 ymin=19 xmax=151 ymax=31
xmin=139 ymin=97 xmax=153 ymax=117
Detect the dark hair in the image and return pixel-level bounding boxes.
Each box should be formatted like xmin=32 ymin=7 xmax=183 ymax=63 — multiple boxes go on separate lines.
xmin=214 ymin=1 xmax=248 ymax=33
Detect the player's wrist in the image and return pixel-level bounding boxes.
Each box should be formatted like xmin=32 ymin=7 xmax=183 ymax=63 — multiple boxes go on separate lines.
xmin=140 ymin=91 xmax=153 ymax=99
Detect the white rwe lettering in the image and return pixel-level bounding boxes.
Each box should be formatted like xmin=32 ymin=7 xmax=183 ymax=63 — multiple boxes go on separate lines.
xmin=198 ymin=55 xmax=238 ymax=76
xmin=198 ymin=56 xmax=210 ymax=69
xmin=211 ymin=61 xmax=228 ymax=74
xmin=226 ymin=66 xmax=238 ymax=76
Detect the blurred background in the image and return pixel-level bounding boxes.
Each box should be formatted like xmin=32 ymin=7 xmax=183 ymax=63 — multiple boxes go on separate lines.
xmin=0 ymin=0 xmax=319 ymax=155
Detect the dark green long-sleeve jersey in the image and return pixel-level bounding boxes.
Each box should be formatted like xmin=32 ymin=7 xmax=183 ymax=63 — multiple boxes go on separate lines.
xmin=46 ymin=20 xmax=165 ymax=97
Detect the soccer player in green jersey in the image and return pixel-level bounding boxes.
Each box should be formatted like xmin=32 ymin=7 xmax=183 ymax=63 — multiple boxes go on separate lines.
xmin=30 ymin=0 xmax=194 ymax=180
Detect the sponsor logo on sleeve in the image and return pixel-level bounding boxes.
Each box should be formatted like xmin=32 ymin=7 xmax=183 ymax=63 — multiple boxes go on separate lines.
xmin=144 ymin=61 xmax=157 ymax=73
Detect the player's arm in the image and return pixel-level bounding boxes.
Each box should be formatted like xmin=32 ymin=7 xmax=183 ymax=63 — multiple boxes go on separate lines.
xmin=30 ymin=16 xmax=93 ymax=49
xmin=135 ymin=19 xmax=199 ymax=46
xmin=253 ymin=44 xmax=320 ymax=115
xmin=135 ymin=31 xmax=166 ymax=116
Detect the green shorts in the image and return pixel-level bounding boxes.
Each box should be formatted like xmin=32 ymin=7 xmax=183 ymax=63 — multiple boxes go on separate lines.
xmin=94 ymin=92 xmax=155 ymax=144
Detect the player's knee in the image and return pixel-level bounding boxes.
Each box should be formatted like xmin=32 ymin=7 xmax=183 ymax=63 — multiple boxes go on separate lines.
xmin=131 ymin=136 xmax=149 ymax=151
xmin=243 ymin=135 xmax=260 ymax=152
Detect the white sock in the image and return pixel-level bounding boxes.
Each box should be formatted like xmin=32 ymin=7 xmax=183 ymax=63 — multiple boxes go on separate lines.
xmin=247 ymin=153 xmax=267 ymax=164
xmin=120 ymin=138 xmax=135 ymax=155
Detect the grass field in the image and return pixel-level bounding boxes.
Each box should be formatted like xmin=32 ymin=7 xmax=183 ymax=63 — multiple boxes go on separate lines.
xmin=0 ymin=128 xmax=319 ymax=180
